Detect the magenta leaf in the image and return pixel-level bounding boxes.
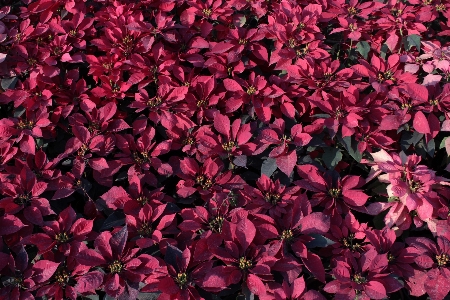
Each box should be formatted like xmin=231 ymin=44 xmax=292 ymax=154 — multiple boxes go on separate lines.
xmin=236 ymin=218 xmax=256 ymax=252
xmin=32 ymin=260 xmax=59 ymax=283
xmin=413 ymin=111 xmax=431 ymax=134
xmin=75 ymin=271 xmax=104 ymax=293
xmin=247 ymin=274 xmax=266 ymax=296
xmin=77 ymin=249 xmax=108 ymax=266
xmin=299 ymin=212 xmax=330 ymax=235
xmin=276 ymin=150 xmax=297 ymax=176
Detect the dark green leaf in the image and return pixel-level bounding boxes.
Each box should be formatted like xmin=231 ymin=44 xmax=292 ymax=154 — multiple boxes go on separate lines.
xmin=373 ymin=210 xmax=388 ymax=229
xmin=322 ymin=148 xmax=342 ymax=169
xmin=339 ymin=135 xmax=362 ymax=162
xmin=81 ymin=296 xmax=99 ymax=300
xmin=14 ymin=106 xmax=25 ymax=118
xmin=165 ymin=244 xmax=183 ymax=271
xmin=380 ymin=44 xmax=389 ymax=60
xmin=100 ymin=211 xmax=125 ymax=231
xmin=137 ymin=293 xmax=160 ymax=300
xmin=261 ymin=158 xmax=277 ymax=177
xmin=406 ymin=34 xmax=421 ymax=52
xmin=440 ymin=137 xmax=448 ymax=149
xmin=1 ymin=77 xmax=18 ymax=90
xmin=61 ymin=9 xmax=68 ymax=19
xmin=426 ymin=139 xmax=435 ymax=157
xmin=400 ymin=131 xmax=423 ymax=151
xmin=233 ymin=155 xmax=247 ymax=168
xmin=306 ymin=234 xmax=336 ymax=248
xmin=399 ymin=151 xmax=408 ymax=164
xmin=312 ymin=114 xmax=331 ymax=118
xmin=241 ymin=285 xmax=254 ymax=300
xmin=356 ymin=41 xmax=370 ymax=59
xmin=114 ymin=171 xmax=128 ymax=182
xmin=241 ymin=171 xmax=260 ymax=181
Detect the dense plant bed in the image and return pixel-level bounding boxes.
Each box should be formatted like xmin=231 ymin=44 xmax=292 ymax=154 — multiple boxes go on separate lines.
xmin=1 ymin=0 xmax=450 ymax=299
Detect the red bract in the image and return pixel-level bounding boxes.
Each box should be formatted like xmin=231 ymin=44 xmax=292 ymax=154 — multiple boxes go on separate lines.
xmin=60 ymin=125 xmax=111 ymax=181
xmin=68 ymin=101 xmax=130 ymax=136
xmin=126 ymin=203 xmax=176 ymax=249
xmin=254 ymin=118 xmax=311 ymax=175
xmin=210 ymin=27 xmax=266 ymax=64
xmin=176 ymin=156 xmax=244 ymax=200
xmin=178 ymin=200 xmax=232 ymax=239
xmin=199 ymin=112 xmax=256 ymax=159
xmin=406 ymin=236 xmax=450 ymax=300
xmin=352 ymin=54 xmax=416 ymax=94
xmin=243 ymin=174 xmax=299 ymax=218
xmin=147 ymin=245 xmax=213 ymax=300
xmin=0 ymin=246 xmax=59 ymax=299
xmin=115 ymin=127 xmax=173 ymax=186
xmin=367 ymin=150 xmax=448 ymax=232
xmin=24 ymin=206 xmax=93 ymax=256
xmin=222 ymin=72 xmax=271 ymax=114
xmin=0 ymin=167 xmax=52 ymax=226
xmin=2 ymin=0 xmax=450 ymax=298
xmin=365 ymin=227 xmax=418 ymax=291
xmin=203 ymin=215 xmax=277 ymax=297
xmin=131 ymin=84 xmax=188 ymax=123
xmin=180 ymin=75 xmax=220 ymax=123
xmin=324 ymin=249 xmax=403 ymax=299
xmin=327 ymin=212 xmax=369 ymax=256
xmin=77 ymin=226 xmax=162 ymax=298
xmin=310 ymin=86 xmax=365 ymax=137
xmin=295 ymin=164 xmax=369 ymax=222
xmin=0 ymin=210 xmax=24 ymax=236
xmin=264 ymin=276 xmax=326 ymax=300
xmin=36 ymin=258 xmax=91 ymax=300
xmin=268 ymin=193 xmax=330 ymax=283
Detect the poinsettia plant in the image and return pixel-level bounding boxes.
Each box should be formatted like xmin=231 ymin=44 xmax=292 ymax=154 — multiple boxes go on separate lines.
xmin=2 ymin=0 xmax=450 ymax=299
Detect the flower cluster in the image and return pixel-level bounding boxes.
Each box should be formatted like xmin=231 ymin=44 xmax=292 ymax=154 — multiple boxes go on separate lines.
xmin=1 ymin=0 xmax=450 ymax=299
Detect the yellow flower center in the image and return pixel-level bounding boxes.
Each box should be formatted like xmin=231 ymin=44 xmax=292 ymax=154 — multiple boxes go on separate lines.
xmin=202 ymin=8 xmax=212 ymax=17
xmin=328 ymin=188 xmax=341 ymax=198
xmin=387 ymin=252 xmax=396 ymax=262
xmin=55 ymin=269 xmax=70 ymax=286
xmin=238 ymin=38 xmax=248 ymax=45
xmin=436 ymin=4 xmax=446 ymax=11
xmin=147 ymin=96 xmax=162 ymax=108
xmin=430 ymin=99 xmax=439 ymax=106
xmin=175 ymin=272 xmax=188 ymax=288
xmin=77 ymin=144 xmax=89 ymax=157
xmin=17 ymin=120 xmax=34 ymax=130
xmin=281 ymin=229 xmax=294 ymax=241
xmin=409 ymin=180 xmax=422 ymax=192
xmin=353 ymin=273 xmax=367 ymax=284
xmin=436 ymin=254 xmax=449 ymax=266
xmin=238 ymin=257 xmax=253 ymax=270
xmin=108 ymin=260 xmax=124 ymax=274
xmin=209 ymin=216 xmax=224 ymax=233
xmin=55 ymin=232 xmax=70 ymax=243
xmin=133 ymin=151 xmax=150 ymax=165
xmin=137 ymin=222 xmax=153 ymax=236
xmin=341 ymin=233 xmax=362 ymax=251
xmin=347 ymin=6 xmax=358 ymax=15
xmin=196 ymin=99 xmax=208 ymax=107
xmin=14 ymin=194 xmax=30 ymax=205
xmin=222 ymin=141 xmax=236 ymax=152
xmin=136 ymin=196 xmax=149 ymax=205
xmin=183 ymin=137 xmax=195 ymax=145
xmin=27 ymin=58 xmax=37 ymax=67
xmin=246 ymin=86 xmax=257 ymax=95
xmin=88 ymin=122 xmax=100 ymax=133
